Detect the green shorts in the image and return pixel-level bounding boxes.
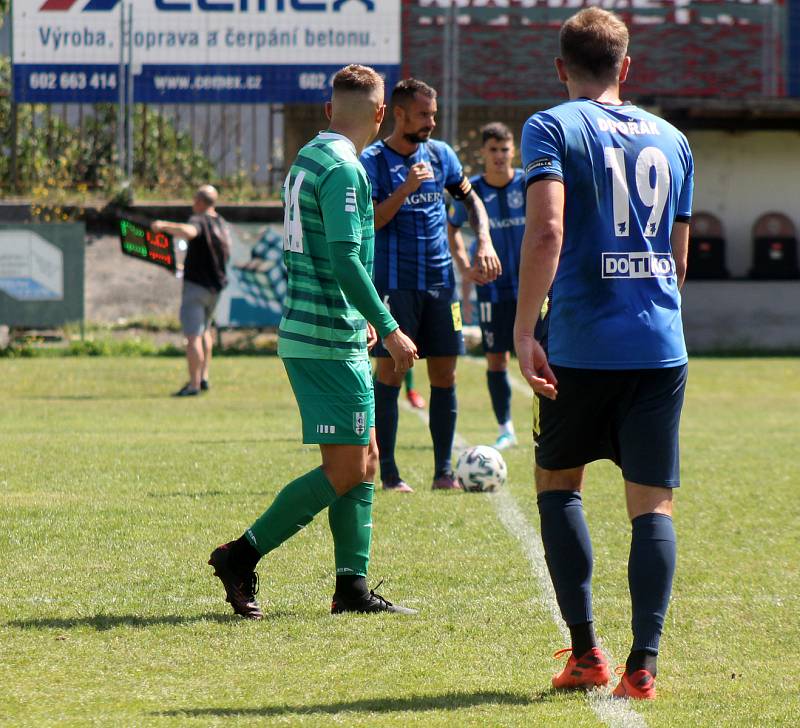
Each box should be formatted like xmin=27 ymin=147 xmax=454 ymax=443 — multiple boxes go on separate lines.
xmin=283 ymin=358 xmax=374 ymax=445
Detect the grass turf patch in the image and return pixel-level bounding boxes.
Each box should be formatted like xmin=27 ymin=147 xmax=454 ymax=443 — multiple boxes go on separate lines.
xmin=1 ymin=357 xmax=798 ymax=727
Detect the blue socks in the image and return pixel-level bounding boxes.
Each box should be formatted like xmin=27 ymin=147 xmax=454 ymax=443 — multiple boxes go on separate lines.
xmin=539 ymin=491 xmax=676 ymax=671
xmin=629 ymin=512 xmax=676 ymax=656
xmin=537 ymin=490 xmax=594 ymax=628
xmin=429 ymin=385 xmax=457 ymax=477
xmin=374 ymin=380 xmax=400 ymax=482
xmin=486 ymin=370 xmax=512 ymax=426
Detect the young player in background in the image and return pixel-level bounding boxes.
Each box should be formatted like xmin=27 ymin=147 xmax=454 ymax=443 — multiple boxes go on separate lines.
xmin=515 ymin=8 xmax=694 ymax=699
xmin=361 ymin=78 xmax=500 ymax=493
xmin=209 ymin=65 xmax=418 ymax=618
xmin=448 ymin=122 xmax=537 ymax=450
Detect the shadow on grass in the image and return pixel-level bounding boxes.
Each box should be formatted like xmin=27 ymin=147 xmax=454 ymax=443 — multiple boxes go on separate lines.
xmin=7 ymin=612 xmax=290 ymax=631
xmin=154 ymin=689 xmax=552 ymax=718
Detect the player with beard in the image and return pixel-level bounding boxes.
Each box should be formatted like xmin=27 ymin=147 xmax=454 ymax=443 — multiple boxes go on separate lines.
xmin=361 ymin=78 xmax=500 ymax=493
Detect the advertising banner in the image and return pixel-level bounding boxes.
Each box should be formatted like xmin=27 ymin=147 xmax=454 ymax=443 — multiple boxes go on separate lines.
xmin=214 ymin=223 xmax=286 ymax=329
xmin=13 ymin=0 xmax=401 ymax=103
xmin=0 ymin=224 xmax=85 ymax=328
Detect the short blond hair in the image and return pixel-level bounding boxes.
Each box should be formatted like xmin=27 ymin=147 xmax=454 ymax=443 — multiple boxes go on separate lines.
xmin=332 ymin=64 xmax=384 ymax=96
xmin=560 ymin=8 xmax=629 ymax=83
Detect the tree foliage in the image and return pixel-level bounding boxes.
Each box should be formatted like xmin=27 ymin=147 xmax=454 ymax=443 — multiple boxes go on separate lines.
xmin=0 ymin=56 xmax=220 ymax=203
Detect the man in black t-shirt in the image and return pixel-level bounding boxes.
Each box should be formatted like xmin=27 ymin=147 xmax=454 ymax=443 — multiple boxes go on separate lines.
xmin=152 ymin=185 xmax=231 ymax=397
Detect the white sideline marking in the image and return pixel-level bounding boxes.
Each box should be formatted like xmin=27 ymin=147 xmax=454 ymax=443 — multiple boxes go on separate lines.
xmin=400 ymin=374 xmax=647 ymax=728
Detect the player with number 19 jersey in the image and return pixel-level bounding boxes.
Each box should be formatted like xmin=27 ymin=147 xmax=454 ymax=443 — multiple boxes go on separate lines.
xmin=521 ymin=99 xmax=694 ymax=369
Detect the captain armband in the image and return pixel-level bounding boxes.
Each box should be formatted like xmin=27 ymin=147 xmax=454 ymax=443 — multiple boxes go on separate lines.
xmin=446 ymin=175 xmax=472 ymax=201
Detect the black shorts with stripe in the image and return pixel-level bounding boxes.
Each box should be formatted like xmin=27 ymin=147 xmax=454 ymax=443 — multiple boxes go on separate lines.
xmin=372 ymin=287 xmax=465 ymax=359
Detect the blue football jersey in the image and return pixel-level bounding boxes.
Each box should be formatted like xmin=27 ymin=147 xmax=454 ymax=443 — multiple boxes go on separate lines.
xmin=360 ymin=139 xmax=464 ymax=291
xmin=521 ymin=99 xmax=694 ymax=369
xmin=448 ymin=170 xmax=526 ymax=303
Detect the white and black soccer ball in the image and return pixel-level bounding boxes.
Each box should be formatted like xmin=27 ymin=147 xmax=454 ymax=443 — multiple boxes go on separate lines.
xmin=455 ymin=445 xmax=507 ymax=492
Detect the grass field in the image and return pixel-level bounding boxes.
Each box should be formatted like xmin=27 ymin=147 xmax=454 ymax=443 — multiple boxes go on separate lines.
xmin=2 ymin=356 xmax=799 ymax=727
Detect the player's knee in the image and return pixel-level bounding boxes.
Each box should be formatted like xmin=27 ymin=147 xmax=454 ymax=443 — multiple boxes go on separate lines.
xmin=327 ymin=461 xmax=369 ymax=494
xmin=431 ymin=373 xmax=456 ymax=388
xmin=375 ymin=359 xmax=404 ymax=388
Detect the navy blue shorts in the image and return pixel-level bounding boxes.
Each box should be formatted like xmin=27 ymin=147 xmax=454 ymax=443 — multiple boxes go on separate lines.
xmin=478 ymin=299 xmax=516 ymax=354
xmin=372 ymin=287 xmax=465 ymax=359
xmin=477 ymin=298 xmax=548 ymax=354
xmin=533 ymin=364 xmax=688 ymax=487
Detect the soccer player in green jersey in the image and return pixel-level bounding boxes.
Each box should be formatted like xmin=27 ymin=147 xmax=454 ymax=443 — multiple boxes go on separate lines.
xmin=209 ymin=64 xmax=418 ymax=619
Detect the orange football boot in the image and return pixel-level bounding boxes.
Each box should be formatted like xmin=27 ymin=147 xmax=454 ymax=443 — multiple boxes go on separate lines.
xmin=612 ymin=666 xmax=657 ymax=700
xmin=551 ymin=647 xmax=611 ymax=690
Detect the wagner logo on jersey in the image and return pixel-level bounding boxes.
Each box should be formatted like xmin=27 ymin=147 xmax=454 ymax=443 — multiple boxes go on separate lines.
xmin=602 ymin=252 xmax=675 ymax=279
xmin=361 ymin=138 xmax=466 ymax=290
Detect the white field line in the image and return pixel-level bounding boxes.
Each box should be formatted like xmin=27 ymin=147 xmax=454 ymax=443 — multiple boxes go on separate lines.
xmin=400 ymin=366 xmax=647 ymax=728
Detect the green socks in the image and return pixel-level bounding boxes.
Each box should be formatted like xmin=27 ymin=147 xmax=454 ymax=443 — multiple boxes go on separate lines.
xmin=327 ymin=482 xmax=374 ymax=577
xmin=245 ymin=467 xmax=337 ymax=556
xmin=244 ymin=469 xmax=374 ymax=578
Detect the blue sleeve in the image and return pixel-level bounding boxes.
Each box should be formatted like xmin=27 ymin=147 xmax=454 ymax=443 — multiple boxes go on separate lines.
xmin=676 ymin=144 xmax=694 ymax=221
xmin=442 ymin=142 xmax=464 ymax=187
xmin=359 ymin=150 xmax=382 ymax=201
xmin=448 ymin=200 xmax=468 ymax=228
xmin=521 ymin=113 xmax=564 ymax=187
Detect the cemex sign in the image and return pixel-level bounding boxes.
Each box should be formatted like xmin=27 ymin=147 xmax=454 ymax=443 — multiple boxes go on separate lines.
xmin=13 ymin=0 xmax=400 ymax=103
xmin=0 ymin=224 xmax=85 ymax=328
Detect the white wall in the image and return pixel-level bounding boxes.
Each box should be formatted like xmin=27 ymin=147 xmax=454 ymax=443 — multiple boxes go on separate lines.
xmin=687 ymin=130 xmax=800 ymax=278
xmin=682 ymin=281 xmax=800 ymax=351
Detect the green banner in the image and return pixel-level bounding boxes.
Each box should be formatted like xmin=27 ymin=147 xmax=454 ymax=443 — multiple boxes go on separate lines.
xmin=0 ymin=223 xmax=85 ymax=328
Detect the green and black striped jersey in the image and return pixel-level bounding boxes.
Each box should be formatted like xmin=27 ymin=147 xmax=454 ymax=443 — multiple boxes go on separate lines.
xmin=278 ymin=132 xmax=375 ymax=360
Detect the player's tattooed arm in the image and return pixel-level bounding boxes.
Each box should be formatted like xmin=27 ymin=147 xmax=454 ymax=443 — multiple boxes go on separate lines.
xmin=462 ymin=189 xmax=502 ymax=283
xmin=447 ymin=222 xmax=475 ymax=322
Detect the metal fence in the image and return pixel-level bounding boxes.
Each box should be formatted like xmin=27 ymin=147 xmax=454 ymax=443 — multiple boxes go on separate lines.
xmin=3 ymin=99 xmax=285 ymax=198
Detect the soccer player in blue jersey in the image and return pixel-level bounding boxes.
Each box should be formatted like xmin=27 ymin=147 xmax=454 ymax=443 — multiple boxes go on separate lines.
xmin=361 ymin=78 xmax=500 ymax=492
xmin=514 ymin=8 xmax=693 ymax=700
xmin=448 ymin=122 xmax=533 ymax=451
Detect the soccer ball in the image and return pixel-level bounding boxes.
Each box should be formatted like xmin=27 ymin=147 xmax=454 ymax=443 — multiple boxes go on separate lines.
xmin=455 ymin=445 xmax=507 ymax=492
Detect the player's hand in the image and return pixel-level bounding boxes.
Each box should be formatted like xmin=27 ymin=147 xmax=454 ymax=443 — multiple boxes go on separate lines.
xmin=473 ymin=239 xmax=502 ymax=282
xmin=515 ymin=332 xmax=558 ymax=400
xmin=383 ymin=328 xmax=418 ymax=374
xmin=366 ymin=322 xmax=378 ymax=351
xmin=402 ymin=163 xmax=434 ymax=194
xmin=151 ymin=220 xmax=164 ymax=233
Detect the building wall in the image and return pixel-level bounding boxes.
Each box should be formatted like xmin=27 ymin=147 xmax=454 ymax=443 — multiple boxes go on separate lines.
xmin=687 ymin=130 xmax=800 ymax=278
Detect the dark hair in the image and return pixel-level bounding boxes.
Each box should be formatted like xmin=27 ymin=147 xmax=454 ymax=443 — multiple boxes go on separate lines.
xmin=390 ymin=78 xmax=437 ymax=110
xmin=481 ymin=122 xmax=513 ymax=145
xmin=332 ymin=64 xmax=384 ymax=94
xmin=560 ymin=8 xmax=629 ymax=83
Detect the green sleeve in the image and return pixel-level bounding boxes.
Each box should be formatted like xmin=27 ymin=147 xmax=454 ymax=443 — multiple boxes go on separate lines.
xmin=318 ymin=162 xmax=363 ymax=244
xmin=328 ymin=241 xmax=397 ymax=339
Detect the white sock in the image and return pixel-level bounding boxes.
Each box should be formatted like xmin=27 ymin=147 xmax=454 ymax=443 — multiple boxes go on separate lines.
xmin=499 ymin=420 xmax=515 ymax=437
